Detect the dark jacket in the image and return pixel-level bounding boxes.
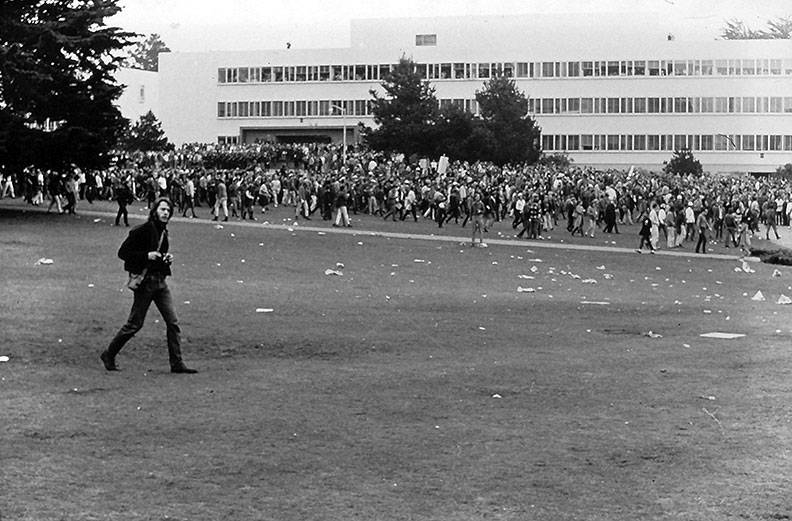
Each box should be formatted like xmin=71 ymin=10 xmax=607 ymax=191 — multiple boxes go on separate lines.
xmin=118 ymin=221 xmax=171 ymax=277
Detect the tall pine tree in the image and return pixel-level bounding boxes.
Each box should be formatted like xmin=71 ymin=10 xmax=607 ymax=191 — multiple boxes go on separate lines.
xmin=364 ymin=57 xmax=439 ymax=157
xmin=0 ymin=0 xmax=133 ymax=173
xmin=475 ymin=75 xmax=542 ymax=166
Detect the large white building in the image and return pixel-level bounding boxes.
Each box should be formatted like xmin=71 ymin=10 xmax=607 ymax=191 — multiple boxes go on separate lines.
xmin=156 ymin=14 xmax=792 ymax=173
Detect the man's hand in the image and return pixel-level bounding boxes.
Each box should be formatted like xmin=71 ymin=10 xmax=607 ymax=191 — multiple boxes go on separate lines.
xmin=147 ymin=251 xmax=162 ymax=261
xmin=162 ymin=253 xmax=174 ymax=265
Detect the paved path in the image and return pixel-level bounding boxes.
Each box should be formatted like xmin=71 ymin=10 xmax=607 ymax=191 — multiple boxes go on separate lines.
xmin=2 ymin=198 xmax=760 ymax=263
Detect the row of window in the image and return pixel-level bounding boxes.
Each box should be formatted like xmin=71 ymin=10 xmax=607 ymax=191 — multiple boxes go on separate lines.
xmin=218 ymin=57 xmax=792 ymax=84
xmin=531 ymin=96 xmax=792 ymax=115
xmin=217 ymin=96 xmax=792 ymax=119
xmin=542 ymin=134 xmax=792 ymax=152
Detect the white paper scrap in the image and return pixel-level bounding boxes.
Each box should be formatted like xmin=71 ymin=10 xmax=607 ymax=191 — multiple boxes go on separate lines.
xmin=255 ymin=308 xmax=274 ymax=313
xmin=751 ymin=291 xmax=766 ymax=301
xmin=699 ymin=332 xmax=746 ymax=339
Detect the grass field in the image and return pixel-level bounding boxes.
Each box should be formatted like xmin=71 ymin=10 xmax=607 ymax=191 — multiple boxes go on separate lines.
xmin=2 ymin=203 xmax=792 ymax=520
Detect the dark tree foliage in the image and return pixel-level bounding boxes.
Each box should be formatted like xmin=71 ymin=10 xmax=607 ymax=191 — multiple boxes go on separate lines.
xmin=364 ymin=57 xmax=439 ymax=157
xmin=664 ymin=149 xmax=703 ymax=176
xmin=433 ymin=104 xmax=479 ymax=162
xmin=0 ymin=0 xmax=133 ymax=173
xmin=475 ymin=75 xmax=542 ymax=166
xmin=120 ymin=110 xmax=172 ymax=152
xmin=721 ymin=17 xmax=792 ymax=39
xmin=125 ymin=33 xmax=170 ymax=71
xmin=537 ymin=152 xmax=573 ymax=170
xmin=776 ymin=163 xmax=792 ymax=178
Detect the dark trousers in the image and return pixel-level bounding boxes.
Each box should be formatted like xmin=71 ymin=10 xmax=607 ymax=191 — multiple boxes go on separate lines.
xmin=107 ymin=276 xmax=183 ymax=367
xmin=115 ymin=202 xmax=128 ymax=226
xmin=695 ymin=231 xmax=708 ymax=253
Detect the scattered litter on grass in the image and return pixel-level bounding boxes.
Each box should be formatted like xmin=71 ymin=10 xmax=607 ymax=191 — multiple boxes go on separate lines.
xmin=255 ymin=308 xmax=274 ymax=313
xmin=93 ymin=218 xmax=102 ymax=223
xmin=517 ymin=287 xmax=536 ymax=293
xmin=317 ymin=232 xmax=326 ymax=236
xmin=214 ymin=225 xmax=224 ymax=230
xmin=492 ymin=394 xmax=502 ymax=399
xmin=581 ymin=301 xmax=610 ymax=305
xmin=324 ymin=269 xmax=343 ymax=276
xmin=518 ymin=275 xmax=535 ymax=279
xmin=656 ymin=267 xmax=661 ymax=271
xmin=259 ymin=243 xmax=264 ymax=246
xmin=699 ymin=395 xmax=717 ymax=401
xmin=287 ymin=227 xmax=294 ymax=232
xmin=527 ymin=258 xmax=543 ymax=262
xmin=390 ymin=272 xmax=396 ymax=276
xmin=700 ymin=332 xmax=746 ymax=339
xmin=492 ymin=261 xmax=498 ymax=265
xmin=683 ymin=343 xmax=691 ymax=348
xmin=88 ymin=284 xmax=94 ymax=288
xmin=596 ymin=265 xmax=606 ymax=270
xmin=183 ymin=301 xmax=190 ymax=305
xmin=603 ymin=273 xmax=614 ymax=280
xmin=357 ymin=242 xmax=363 ymax=245
xmin=230 ymin=233 xmax=236 ymax=238
xmin=741 ymin=261 xmax=755 ymax=274
xmin=751 ymin=291 xmax=766 ymax=301
xmin=644 ymin=331 xmax=663 ymax=338
xmin=0 ymin=356 xmax=9 ymax=363
xmin=773 ymin=269 xmax=782 ymax=277
xmin=336 ymin=262 xmax=345 ymax=269
xmin=35 ymin=258 xmax=54 ymax=265
xmin=530 ymin=266 xmax=539 ymax=273
xmin=236 ymin=280 xmax=244 ymax=284
xmin=414 ymin=259 xmax=426 ymax=263
xmin=703 ymin=310 xmax=712 ymax=314
xmin=582 ymin=279 xmax=598 ymax=284
xmin=777 ymin=294 xmax=792 ymax=305
xmin=240 ymin=259 xmax=245 ymax=263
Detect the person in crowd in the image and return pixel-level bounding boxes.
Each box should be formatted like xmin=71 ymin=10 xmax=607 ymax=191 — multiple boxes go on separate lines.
xmin=181 ymin=174 xmax=197 ymax=218
xmin=636 ymin=210 xmax=656 ymax=254
xmin=114 ymin=177 xmax=133 ymax=226
xmin=764 ymin=196 xmax=781 ymax=240
xmin=212 ymin=175 xmax=228 ymax=221
xmin=333 ymin=182 xmax=351 ymax=227
xmin=470 ymin=192 xmax=486 ymax=247
xmin=695 ymin=207 xmax=711 ymax=254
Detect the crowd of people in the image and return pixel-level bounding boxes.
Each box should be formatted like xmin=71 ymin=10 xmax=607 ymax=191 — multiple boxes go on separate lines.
xmin=3 ymin=141 xmax=791 ymax=252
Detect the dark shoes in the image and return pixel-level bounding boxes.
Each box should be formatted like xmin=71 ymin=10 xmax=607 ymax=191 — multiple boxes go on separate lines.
xmin=171 ymin=364 xmax=198 ymax=374
xmin=100 ymin=351 xmax=118 ymax=371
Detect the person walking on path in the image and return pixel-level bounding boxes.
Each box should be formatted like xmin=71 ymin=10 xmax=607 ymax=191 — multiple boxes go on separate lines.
xmin=114 ymin=178 xmax=133 ymax=226
xmin=695 ymin=208 xmax=711 ymax=254
xmin=636 ymin=212 xmax=656 ymax=253
xmin=101 ymin=198 xmax=197 ymax=374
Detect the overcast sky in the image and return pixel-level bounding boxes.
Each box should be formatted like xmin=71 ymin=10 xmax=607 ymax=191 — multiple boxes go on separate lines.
xmin=108 ymin=0 xmax=792 ymax=52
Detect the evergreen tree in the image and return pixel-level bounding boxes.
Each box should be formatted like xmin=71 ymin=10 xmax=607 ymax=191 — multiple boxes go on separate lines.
xmin=475 ymin=75 xmax=542 ymax=166
xmin=125 ymin=33 xmax=170 ymax=72
xmin=364 ymin=57 xmax=439 ymax=157
xmin=664 ymin=149 xmax=703 ymax=176
xmin=0 ymin=0 xmax=133 ymax=173
xmin=721 ymin=16 xmax=792 ymax=39
xmin=120 ymin=111 xmax=172 ymax=152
